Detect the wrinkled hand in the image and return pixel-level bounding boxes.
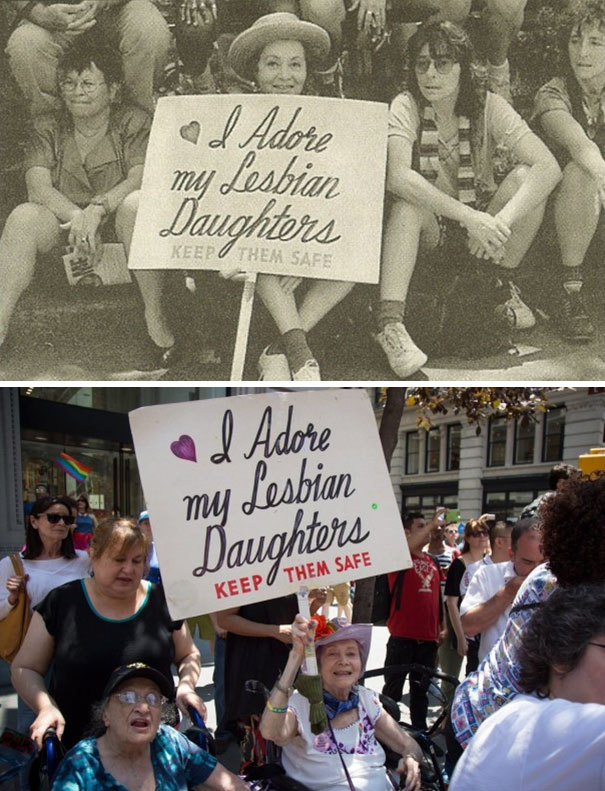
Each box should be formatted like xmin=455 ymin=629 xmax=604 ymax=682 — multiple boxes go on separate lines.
xmin=61 ymin=206 xmax=104 ymax=258
xmin=180 ymin=0 xmax=217 ymax=26
xmin=349 ymin=0 xmax=386 ymax=36
xmin=176 ymin=686 xmax=208 ymax=721
xmin=464 ymin=210 xmax=510 ymax=260
xmin=396 ymin=755 xmax=421 ymax=791
xmin=30 ymin=705 xmax=65 ymax=750
xmin=32 ymin=3 xmax=91 ymax=30
xmin=290 ymin=614 xmax=315 ymax=660
xmin=279 ymin=276 xmax=302 ymax=295
xmin=65 ymin=1 xmax=102 ymax=32
xmin=6 ymin=574 xmax=28 ymax=605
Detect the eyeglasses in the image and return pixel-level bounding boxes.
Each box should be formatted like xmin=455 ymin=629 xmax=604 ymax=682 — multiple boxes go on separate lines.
xmin=42 ymin=513 xmax=75 ymax=526
xmin=60 ymin=78 xmax=106 ymax=94
xmin=470 ymin=530 xmax=489 ymax=538
xmin=112 ymin=690 xmax=166 ymax=708
xmin=414 ymin=56 xmax=456 ymax=75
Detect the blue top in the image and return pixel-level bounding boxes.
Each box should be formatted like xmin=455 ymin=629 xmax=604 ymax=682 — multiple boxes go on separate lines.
xmin=75 ymin=513 xmax=95 ymax=535
xmin=51 ymin=725 xmax=217 ymax=790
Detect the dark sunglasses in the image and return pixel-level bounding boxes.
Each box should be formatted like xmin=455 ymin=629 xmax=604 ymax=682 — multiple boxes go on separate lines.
xmin=42 ymin=513 xmax=75 ymax=526
xmin=470 ymin=529 xmax=488 ymax=537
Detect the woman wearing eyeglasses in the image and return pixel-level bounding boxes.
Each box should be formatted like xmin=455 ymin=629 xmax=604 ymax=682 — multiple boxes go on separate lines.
xmin=444 ymin=518 xmax=489 ymax=676
xmin=51 ymin=663 xmax=247 ymax=791
xmin=12 ymin=518 xmax=207 ymax=751
xmin=0 ymin=39 xmax=174 ymax=369
xmin=374 ymin=21 xmax=560 ymax=377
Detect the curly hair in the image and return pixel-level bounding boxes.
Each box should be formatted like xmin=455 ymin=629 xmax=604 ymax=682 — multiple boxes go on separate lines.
xmin=517 ymin=585 xmax=605 ymax=696
xmin=57 ymin=35 xmax=124 ymax=87
xmin=405 ymin=21 xmax=487 ymax=152
xmin=539 ymin=474 xmax=605 ymax=587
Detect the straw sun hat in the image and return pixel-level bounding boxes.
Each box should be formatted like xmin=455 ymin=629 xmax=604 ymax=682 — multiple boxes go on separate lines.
xmin=228 ymin=12 xmax=331 ymax=81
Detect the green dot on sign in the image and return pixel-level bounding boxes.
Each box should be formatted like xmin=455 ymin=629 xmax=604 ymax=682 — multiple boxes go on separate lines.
xmin=371 ymin=503 xmax=378 ymax=510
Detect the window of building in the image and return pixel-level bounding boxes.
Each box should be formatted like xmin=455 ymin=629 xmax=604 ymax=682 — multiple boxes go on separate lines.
xmin=484 ymin=488 xmax=542 ymax=521
xmin=487 ymin=417 xmax=507 ymax=467
xmin=425 ymin=428 xmax=440 ymax=472
xmin=447 ymin=424 xmax=461 ymax=471
xmin=405 ymin=431 xmax=420 ymax=475
xmin=402 ymin=493 xmax=458 ymax=517
xmin=542 ymin=406 xmax=566 ymax=462
xmin=514 ymin=419 xmax=535 ymax=465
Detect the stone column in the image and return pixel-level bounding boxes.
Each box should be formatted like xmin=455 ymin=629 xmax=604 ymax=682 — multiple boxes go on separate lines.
xmin=0 ymin=387 xmax=24 ymax=554
xmin=457 ymin=422 xmax=486 ymax=518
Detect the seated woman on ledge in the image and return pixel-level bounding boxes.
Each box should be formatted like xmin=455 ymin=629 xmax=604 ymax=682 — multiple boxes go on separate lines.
xmin=374 ymin=21 xmax=561 ymax=378
xmin=260 ymin=615 xmax=422 ymax=791
xmin=0 ymin=40 xmax=174 ymax=367
xmin=51 ymin=662 xmax=247 ymax=791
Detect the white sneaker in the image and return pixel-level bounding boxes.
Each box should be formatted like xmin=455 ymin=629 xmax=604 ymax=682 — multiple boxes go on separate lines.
xmin=258 ymin=347 xmax=291 ymax=381
xmin=375 ymin=322 xmax=427 ymax=378
xmin=292 ymin=358 xmax=321 ymax=381
xmin=497 ymin=282 xmax=535 ymax=329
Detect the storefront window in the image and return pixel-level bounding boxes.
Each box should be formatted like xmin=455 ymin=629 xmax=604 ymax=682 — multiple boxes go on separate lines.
xmin=21 ymin=433 xmax=142 ymax=519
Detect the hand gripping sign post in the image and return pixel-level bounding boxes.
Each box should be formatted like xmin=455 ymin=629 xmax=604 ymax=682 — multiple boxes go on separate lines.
xmin=128 ymin=95 xmax=387 ymax=379
xmin=129 ymin=389 xmax=411 ymax=621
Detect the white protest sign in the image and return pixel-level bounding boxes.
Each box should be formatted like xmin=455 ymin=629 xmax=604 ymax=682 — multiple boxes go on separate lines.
xmin=129 ymin=95 xmax=387 ymax=283
xmin=129 ymin=389 xmax=410 ymax=619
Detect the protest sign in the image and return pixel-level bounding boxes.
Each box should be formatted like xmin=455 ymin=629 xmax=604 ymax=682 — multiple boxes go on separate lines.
xmin=129 ymin=389 xmax=410 ymax=619
xmin=129 ymin=94 xmax=387 ymax=283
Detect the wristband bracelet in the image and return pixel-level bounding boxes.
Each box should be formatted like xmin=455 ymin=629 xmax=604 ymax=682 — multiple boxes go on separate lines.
xmin=266 ymin=700 xmax=288 ymax=714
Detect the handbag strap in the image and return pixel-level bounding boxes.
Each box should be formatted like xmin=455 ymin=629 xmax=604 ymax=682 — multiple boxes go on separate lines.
xmin=327 ymin=719 xmax=356 ymax=791
xmin=10 ymin=554 xmax=24 ymax=576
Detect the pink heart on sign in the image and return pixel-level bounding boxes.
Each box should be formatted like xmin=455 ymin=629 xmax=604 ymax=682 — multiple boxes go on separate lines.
xmin=170 ymin=434 xmax=197 ymax=462
xmin=180 ymin=120 xmax=201 ymax=145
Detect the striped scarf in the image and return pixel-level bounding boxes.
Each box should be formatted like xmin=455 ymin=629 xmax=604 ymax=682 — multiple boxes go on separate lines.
xmin=418 ymin=103 xmax=476 ymax=206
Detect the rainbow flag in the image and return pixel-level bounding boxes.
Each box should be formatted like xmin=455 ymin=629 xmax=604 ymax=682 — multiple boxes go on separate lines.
xmin=55 ymin=452 xmax=93 ymax=482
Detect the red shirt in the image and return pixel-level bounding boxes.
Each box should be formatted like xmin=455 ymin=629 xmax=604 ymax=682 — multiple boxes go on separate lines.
xmin=387 ymin=552 xmax=441 ymax=641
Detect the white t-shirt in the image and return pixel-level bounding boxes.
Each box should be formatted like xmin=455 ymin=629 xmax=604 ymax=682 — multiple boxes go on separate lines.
xmin=460 ymin=560 xmax=516 ymax=660
xmin=460 ymin=554 xmax=493 ymax=596
xmin=0 ymin=551 xmax=90 ymax=619
xmin=281 ymin=685 xmax=392 ymax=791
xmin=449 ymin=694 xmax=605 ymax=791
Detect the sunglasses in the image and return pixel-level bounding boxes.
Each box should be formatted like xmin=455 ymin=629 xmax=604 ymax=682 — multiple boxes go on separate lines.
xmin=42 ymin=513 xmax=75 ymax=526
xmin=470 ymin=529 xmax=488 ymax=537
xmin=414 ymin=55 xmax=456 ymax=75
xmin=112 ymin=690 xmax=166 ymax=708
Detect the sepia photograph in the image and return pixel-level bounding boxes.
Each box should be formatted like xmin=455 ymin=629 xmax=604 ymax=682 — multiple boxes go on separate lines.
xmin=1 ymin=0 xmax=604 ymax=381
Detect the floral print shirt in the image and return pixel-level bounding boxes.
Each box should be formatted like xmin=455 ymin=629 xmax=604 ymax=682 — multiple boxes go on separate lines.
xmin=51 ymin=724 xmax=217 ymax=791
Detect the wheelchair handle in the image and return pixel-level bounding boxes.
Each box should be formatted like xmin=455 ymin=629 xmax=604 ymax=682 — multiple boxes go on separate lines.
xmin=42 ymin=726 xmax=61 ymax=784
xmin=187 ymin=706 xmax=205 ymax=729
xmin=363 ymin=663 xmax=459 ymax=688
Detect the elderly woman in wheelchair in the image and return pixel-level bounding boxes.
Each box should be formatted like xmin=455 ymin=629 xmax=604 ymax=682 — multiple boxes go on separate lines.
xmin=260 ymin=615 xmax=422 ymax=791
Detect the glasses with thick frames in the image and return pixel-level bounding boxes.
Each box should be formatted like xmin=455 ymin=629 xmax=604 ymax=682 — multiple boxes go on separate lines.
xmin=414 ymin=56 xmax=456 ymax=75
xmin=41 ymin=513 xmax=75 ymax=526
xmin=112 ymin=690 xmax=166 ymax=708
xmin=60 ymin=78 xmax=106 ymax=94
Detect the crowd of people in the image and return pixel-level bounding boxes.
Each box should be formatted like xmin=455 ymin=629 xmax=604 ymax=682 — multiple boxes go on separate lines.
xmin=0 ymin=0 xmax=604 ymax=378
xmin=2 ymin=460 xmax=605 ymax=789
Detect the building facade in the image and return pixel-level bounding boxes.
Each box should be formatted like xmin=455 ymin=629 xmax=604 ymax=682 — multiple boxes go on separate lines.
xmin=386 ymin=388 xmax=605 ymax=520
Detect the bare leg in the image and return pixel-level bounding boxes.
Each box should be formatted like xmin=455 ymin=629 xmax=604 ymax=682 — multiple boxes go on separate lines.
xmin=0 ymin=203 xmax=61 ymax=347
xmin=298 ymin=280 xmax=354 ymax=332
xmin=380 ymin=198 xmax=440 ymax=303
xmin=256 ymin=273 xmax=302 ymax=334
xmin=483 ymin=0 xmax=526 ymax=67
xmin=116 ymin=191 xmax=174 ymax=348
xmin=554 ymin=161 xmax=601 ymax=270
xmin=487 ymin=165 xmax=546 ymax=270
xmin=300 ymin=0 xmax=347 ymax=52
